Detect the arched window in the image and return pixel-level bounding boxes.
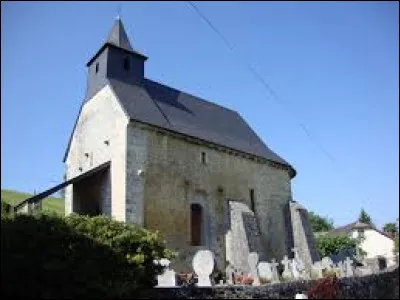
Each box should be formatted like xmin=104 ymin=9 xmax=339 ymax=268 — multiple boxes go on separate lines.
xmin=191 ymin=203 xmax=203 ymax=246
xmin=123 ymin=57 xmax=130 ymax=71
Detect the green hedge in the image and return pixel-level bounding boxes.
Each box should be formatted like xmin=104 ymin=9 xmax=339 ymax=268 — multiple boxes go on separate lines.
xmin=315 ymin=235 xmax=357 ymax=257
xmin=1 ymin=213 xmax=174 ymax=298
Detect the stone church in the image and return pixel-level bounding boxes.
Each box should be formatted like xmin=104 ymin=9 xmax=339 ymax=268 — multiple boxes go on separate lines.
xmin=63 ymin=18 xmax=318 ymax=272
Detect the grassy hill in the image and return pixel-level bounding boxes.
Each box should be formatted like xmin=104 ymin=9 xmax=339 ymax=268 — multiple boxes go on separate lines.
xmin=1 ymin=189 xmax=64 ymax=215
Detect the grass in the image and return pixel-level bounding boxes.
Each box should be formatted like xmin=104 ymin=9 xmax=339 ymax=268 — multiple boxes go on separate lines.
xmin=1 ymin=189 xmax=64 ymax=216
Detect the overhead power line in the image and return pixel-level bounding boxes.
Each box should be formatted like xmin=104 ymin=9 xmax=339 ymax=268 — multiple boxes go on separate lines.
xmin=186 ymin=1 xmax=369 ymax=211
xmin=186 ymin=1 xmax=336 ymax=164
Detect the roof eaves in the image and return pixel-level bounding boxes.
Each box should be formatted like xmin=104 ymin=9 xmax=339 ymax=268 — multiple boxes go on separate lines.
xmin=86 ymin=43 xmax=148 ymax=67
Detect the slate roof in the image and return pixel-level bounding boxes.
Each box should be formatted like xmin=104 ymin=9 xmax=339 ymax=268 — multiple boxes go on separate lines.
xmin=105 ymin=18 xmax=134 ymax=52
xmin=108 ymin=78 xmax=294 ymax=174
xmin=86 ymin=18 xmax=147 ymax=67
xmin=327 ymin=221 xmax=393 ymax=240
xmin=64 ymin=19 xmax=296 ymax=177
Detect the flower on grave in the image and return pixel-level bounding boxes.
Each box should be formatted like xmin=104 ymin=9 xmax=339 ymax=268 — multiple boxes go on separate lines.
xmin=235 ymin=274 xmax=254 ymax=285
xmin=305 ymin=275 xmax=339 ymax=299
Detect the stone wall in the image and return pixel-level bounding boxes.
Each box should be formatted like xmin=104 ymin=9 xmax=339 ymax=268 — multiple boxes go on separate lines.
xmin=143 ymin=267 xmax=399 ymax=299
xmin=132 ymin=121 xmax=293 ymax=272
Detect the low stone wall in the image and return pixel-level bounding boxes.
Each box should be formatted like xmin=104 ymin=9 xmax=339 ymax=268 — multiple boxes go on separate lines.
xmin=141 ymin=267 xmax=398 ymax=299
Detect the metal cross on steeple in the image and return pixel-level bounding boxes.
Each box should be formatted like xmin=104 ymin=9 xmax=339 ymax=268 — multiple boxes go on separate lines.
xmin=116 ymin=3 xmax=122 ymax=20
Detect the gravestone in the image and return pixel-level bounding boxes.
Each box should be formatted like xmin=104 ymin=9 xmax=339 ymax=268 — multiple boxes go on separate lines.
xmin=344 ymin=257 xmax=354 ymax=277
xmin=156 ymin=258 xmax=176 ymax=287
xmin=292 ymin=247 xmax=308 ymax=279
xmin=336 ymin=261 xmax=345 ymax=278
xmin=321 ymin=257 xmax=334 ymax=272
xmin=291 ymin=258 xmax=301 ymax=280
xmin=193 ymin=250 xmax=214 ymax=286
xmin=270 ymin=259 xmax=280 ymax=283
xmin=225 ymin=262 xmax=235 ymax=285
xmin=311 ymin=261 xmax=323 ymax=279
xmin=257 ymin=262 xmax=273 ymax=284
xmin=295 ymin=293 xmax=309 ymax=299
xmin=281 ymin=255 xmax=293 ymax=281
xmin=354 ymin=265 xmax=373 ymax=277
xmin=248 ymin=252 xmax=260 ymax=286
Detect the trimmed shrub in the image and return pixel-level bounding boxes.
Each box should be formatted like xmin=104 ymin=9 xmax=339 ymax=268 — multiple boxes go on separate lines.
xmin=315 ymin=235 xmax=357 ymax=257
xmin=1 ymin=213 xmax=174 ymax=298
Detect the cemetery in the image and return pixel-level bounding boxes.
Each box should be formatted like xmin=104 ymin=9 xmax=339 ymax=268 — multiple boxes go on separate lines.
xmin=2 ymin=4 xmax=398 ymax=299
xmin=150 ymin=248 xmax=398 ymax=299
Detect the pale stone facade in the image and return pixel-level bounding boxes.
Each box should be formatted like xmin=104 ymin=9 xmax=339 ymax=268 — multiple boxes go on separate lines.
xmin=64 ymin=87 xmax=316 ymax=271
xmin=65 ymin=85 xmax=128 ymax=221
xmin=64 ymin=18 xmax=319 ymax=273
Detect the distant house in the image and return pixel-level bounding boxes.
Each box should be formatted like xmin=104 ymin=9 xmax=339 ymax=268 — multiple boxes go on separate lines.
xmin=327 ymin=221 xmax=397 ymax=267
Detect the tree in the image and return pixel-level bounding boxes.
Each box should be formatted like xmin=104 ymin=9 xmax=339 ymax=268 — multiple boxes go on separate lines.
xmin=315 ymin=235 xmax=357 ymax=258
xmin=383 ymin=222 xmax=398 ymax=237
xmin=308 ymin=211 xmax=334 ymax=232
xmin=358 ymin=208 xmax=372 ymax=225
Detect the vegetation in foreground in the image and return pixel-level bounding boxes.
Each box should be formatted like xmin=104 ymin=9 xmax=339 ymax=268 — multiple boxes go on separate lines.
xmin=1 ymin=212 xmax=174 ymax=298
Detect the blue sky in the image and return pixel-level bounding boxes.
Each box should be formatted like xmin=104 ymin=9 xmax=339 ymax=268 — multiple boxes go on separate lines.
xmin=1 ymin=1 xmax=398 ymax=228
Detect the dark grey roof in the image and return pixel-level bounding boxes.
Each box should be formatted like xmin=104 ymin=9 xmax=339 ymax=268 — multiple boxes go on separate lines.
xmin=327 ymin=221 xmax=359 ymax=237
xmin=86 ymin=19 xmax=147 ymax=67
xmin=106 ymin=18 xmax=133 ymax=52
xmin=327 ymin=221 xmax=394 ymax=240
xmin=108 ymin=78 xmax=295 ymax=175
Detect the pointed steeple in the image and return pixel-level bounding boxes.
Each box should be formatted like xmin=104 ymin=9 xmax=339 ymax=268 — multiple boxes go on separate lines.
xmin=85 ymin=18 xmax=148 ymax=99
xmin=105 ymin=18 xmax=134 ymax=52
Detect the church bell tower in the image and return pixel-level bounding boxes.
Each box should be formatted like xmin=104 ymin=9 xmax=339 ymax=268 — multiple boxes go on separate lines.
xmin=85 ymin=18 xmax=148 ymax=100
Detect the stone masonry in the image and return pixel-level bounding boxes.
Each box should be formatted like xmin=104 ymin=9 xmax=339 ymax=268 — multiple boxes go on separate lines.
xmin=64 ymin=18 xmax=319 ymax=274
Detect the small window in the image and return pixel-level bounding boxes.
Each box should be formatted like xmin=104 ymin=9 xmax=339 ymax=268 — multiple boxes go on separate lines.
xmin=358 ymin=229 xmax=365 ymax=239
xmin=201 ymin=151 xmax=207 ymax=164
xmin=123 ymin=57 xmax=130 ymax=71
xmin=250 ymin=189 xmax=255 ymax=212
xmin=95 ymin=62 xmax=99 ymax=73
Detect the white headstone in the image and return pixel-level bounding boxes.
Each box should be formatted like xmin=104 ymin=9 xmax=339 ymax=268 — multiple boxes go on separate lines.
xmin=292 ymin=248 xmax=307 ymax=279
xmin=291 ymin=259 xmax=301 ymax=279
xmin=336 ymin=261 xmax=345 ymax=278
xmin=321 ymin=257 xmax=334 ymax=272
xmin=344 ymin=257 xmax=354 ymax=277
xmin=257 ymin=262 xmax=273 ymax=283
xmin=295 ymin=293 xmax=309 ymax=299
xmin=281 ymin=255 xmax=293 ymax=280
xmin=248 ymin=252 xmax=260 ymax=286
xmin=270 ymin=259 xmax=280 ymax=283
xmin=193 ymin=250 xmax=215 ymax=286
xmin=156 ymin=258 xmax=176 ymax=287
xmin=225 ymin=262 xmax=235 ymax=285
xmin=157 ymin=269 xmax=176 ymax=287
xmin=311 ymin=261 xmax=323 ymax=279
